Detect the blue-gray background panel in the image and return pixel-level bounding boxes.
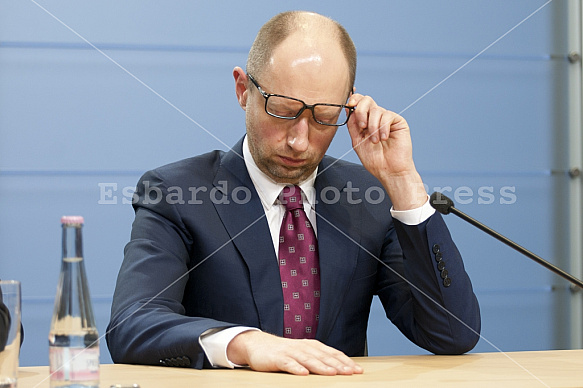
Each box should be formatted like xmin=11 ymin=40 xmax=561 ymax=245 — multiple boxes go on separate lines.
xmin=0 ymin=0 xmax=572 ymax=366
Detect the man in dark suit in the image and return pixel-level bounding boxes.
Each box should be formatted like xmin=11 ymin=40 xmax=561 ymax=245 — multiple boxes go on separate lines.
xmin=107 ymin=11 xmax=480 ymax=375
xmin=0 ymin=298 xmax=10 ymax=351
xmin=0 ymin=282 xmax=23 ymax=351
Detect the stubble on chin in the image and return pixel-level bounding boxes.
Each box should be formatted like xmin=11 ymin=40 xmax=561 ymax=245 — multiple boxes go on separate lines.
xmin=272 ymin=164 xmax=312 ymax=184
xmin=248 ymin=135 xmax=317 ymax=184
xmin=262 ymin=155 xmax=319 ymax=184
xmin=256 ymin=156 xmax=312 ymax=184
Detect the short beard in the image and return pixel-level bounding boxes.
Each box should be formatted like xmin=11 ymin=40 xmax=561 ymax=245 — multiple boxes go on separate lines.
xmin=261 ymin=161 xmax=315 ymax=184
xmin=248 ymin=136 xmax=316 ymax=184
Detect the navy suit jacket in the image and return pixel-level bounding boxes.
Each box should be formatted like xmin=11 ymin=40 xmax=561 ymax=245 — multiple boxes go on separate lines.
xmin=107 ymin=138 xmax=480 ymax=369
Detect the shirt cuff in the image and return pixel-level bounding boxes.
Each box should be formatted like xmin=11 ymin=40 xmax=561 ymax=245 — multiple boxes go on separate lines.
xmin=390 ymin=195 xmax=435 ymax=225
xmin=199 ymin=326 xmax=260 ymax=368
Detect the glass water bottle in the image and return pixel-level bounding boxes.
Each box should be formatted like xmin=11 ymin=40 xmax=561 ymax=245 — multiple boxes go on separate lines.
xmin=48 ymin=216 xmax=99 ymax=388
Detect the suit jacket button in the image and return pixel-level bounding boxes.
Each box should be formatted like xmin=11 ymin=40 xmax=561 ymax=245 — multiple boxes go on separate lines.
xmin=159 ymin=359 xmax=167 ymax=366
xmin=435 ymin=251 xmax=443 ymax=262
xmin=182 ymin=356 xmax=191 ymax=366
xmin=432 ymin=244 xmax=441 ymax=254
xmin=437 ymin=260 xmax=446 ymax=271
xmin=440 ymin=269 xmax=449 ymax=279
xmin=443 ymin=277 xmax=452 ymax=287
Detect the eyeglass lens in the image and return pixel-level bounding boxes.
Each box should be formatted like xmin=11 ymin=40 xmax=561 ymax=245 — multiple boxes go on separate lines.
xmin=266 ymin=95 xmax=350 ymax=126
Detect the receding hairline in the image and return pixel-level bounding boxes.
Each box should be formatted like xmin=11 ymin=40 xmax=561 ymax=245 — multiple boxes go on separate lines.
xmin=246 ymin=11 xmax=357 ymax=89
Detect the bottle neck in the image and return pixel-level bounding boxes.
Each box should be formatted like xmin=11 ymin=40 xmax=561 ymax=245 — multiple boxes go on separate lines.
xmin=62 ymin=224 xmax=83 ymax=259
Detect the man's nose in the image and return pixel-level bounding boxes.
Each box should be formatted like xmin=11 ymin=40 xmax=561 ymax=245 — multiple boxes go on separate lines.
xmin=286 ymin=112 xmax=311 ymax=152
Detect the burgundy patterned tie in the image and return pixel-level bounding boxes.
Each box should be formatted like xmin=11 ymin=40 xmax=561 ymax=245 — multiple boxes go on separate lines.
xmin=278 ymin=185 xmax=321 ymax=339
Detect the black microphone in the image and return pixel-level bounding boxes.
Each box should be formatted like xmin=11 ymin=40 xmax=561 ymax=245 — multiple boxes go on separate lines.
xmin=429 ymin=192 xmax=583 ymax=289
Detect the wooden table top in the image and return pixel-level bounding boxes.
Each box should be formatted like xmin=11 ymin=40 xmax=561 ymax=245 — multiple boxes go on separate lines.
xmin=17 ymin=349 xmax=583 ymax=387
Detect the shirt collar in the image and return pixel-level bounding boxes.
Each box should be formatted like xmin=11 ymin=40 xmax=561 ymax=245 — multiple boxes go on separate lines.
xmin=243 ymin=136 xmax=317 ymax=209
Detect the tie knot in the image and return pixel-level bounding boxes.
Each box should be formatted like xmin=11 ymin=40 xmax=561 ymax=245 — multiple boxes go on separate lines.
xmin=280 ymin=185 xmax=303 ymax=211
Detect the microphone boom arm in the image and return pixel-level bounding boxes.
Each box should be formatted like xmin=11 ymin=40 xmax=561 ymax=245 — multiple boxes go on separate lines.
xmin=430 ymin=192 xmax=583 ymax=289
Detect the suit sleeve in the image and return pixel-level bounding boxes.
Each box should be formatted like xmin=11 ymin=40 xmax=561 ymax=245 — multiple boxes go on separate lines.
xmin=0 ymin=299 xmax=10 ymax=351
xmin=106 ymin=170 xmax=239 ymax=369
xmin=0 ymin=286 xmax=23 ymax=351
xmin=376 ymin=212 xmax=481 ymax=354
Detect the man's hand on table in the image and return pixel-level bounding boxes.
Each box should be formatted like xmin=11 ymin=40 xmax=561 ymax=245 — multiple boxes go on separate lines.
xmin=226 ymin=330 xmax=364 ymax=376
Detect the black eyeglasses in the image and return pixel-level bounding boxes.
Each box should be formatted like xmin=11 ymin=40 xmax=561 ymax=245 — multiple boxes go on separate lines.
xmin=248 ymin=74 xmax=354 ymax=127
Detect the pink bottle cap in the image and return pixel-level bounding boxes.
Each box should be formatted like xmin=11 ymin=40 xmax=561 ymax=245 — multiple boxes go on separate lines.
xmin=61 ymin=215 xmax=84 ymax=225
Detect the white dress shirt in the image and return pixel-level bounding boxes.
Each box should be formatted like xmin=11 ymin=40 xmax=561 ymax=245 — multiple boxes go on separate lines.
xmin=199 ymin=136 xmax=435 ymax=368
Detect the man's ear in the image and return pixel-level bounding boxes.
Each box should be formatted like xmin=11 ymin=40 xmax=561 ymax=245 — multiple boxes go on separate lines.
xmin=233 ymin=67 xmax=249 ymax=110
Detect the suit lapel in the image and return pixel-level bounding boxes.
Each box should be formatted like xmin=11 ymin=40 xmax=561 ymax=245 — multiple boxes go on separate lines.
xmin=314 ymin=158 xmax=361 ymax=341
xmin=212 ymin=139 xmax=283 ymax=336
xmin=212 ymin=143 xmax=362 ymax=339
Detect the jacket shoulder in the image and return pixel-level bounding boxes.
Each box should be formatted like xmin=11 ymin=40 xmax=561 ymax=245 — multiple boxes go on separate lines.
xmin=141 ymin=149 xmax=225 ymax=186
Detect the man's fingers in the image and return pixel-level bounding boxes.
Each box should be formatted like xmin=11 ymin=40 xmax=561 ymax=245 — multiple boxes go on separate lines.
xmin=346 ymin=115 xmax=365 ymax=147
xmin=367 ymin=106 xmax=385 ymax=143
xmin=292 ymin=355 xmax=339 ymax=376
xmin=295 ymin=341 xmax=363 ymax=375
xmin=347 ymin=95 xmax=395 ymax=144
xmin=232 ymin=330 xmax=364 ymax=376
xmin=277 ymin=356 xmax=310 ymax=376
xmin=274 ymin=338 xmax=363 ymax=375
xmin=353 ymin=97 xmax=374 ymax=131
xmin=271 ymin=348 xmax=338 ymax=376
xmin=316 ymin=354 xmax=358 ymax=375
xmin=285 ymin=354 xmax=349 ymax=376
xmin=318 ymin=344 xmax=364 ymax=374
